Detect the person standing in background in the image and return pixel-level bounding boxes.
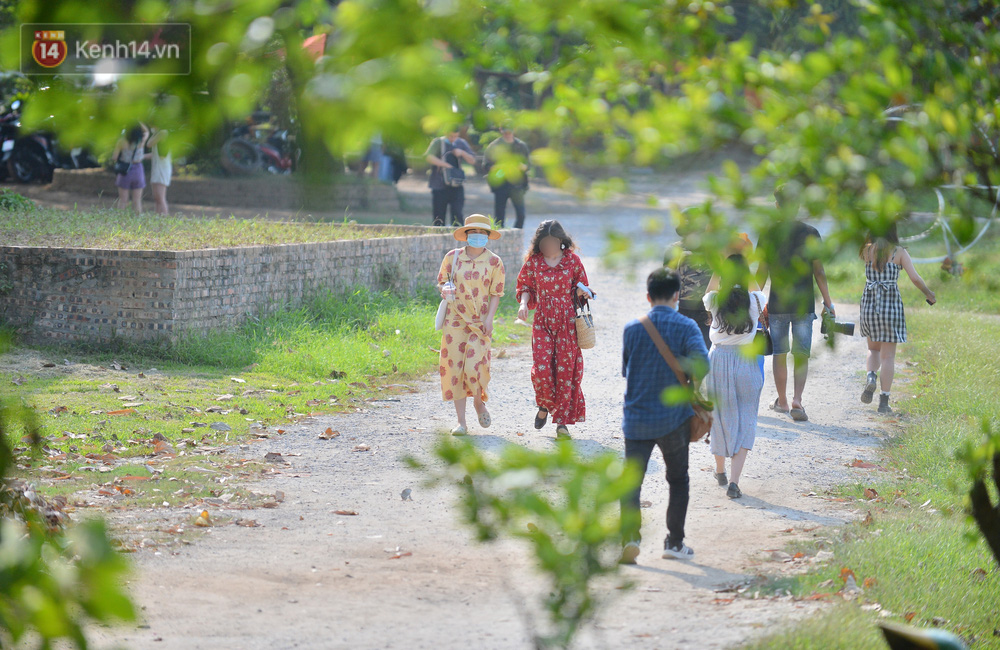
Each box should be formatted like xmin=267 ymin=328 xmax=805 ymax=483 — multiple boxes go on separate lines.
xmin=484 ymin=122 xmax=530 ymax=229
xmin=424 ymin=127 xmax=476 ymax=227
xmin=111 ymin=124 xmax=148 ymax=213
xmin=145 ymin=124 xmax=172 ymax=215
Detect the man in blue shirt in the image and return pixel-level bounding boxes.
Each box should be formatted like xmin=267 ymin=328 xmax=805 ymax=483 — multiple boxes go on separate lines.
xmin=620 ymin=267 xmax=710 ymax=564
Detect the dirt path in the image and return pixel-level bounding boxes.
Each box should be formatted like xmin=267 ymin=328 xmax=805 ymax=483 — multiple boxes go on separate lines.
xmin=85 ymin=203 xmax=889 ymax=649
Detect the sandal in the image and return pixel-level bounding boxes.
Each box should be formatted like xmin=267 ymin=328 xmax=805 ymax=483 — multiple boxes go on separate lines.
xmin=534 ymin=408 xmax=548 ymax=430
xmin=789 ymin=406 xmax=808 ymax=422
xmin=451 ymin=424 xmax=468 ymax=436
xmin=769 ymin=398 xmax=789 ymax=414
xmin=477 ymin=406 xmax=491 ymax=429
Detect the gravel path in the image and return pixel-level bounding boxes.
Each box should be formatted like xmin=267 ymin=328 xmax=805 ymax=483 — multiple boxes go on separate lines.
xmin=92 ymin=207 xmax=889 ymax=649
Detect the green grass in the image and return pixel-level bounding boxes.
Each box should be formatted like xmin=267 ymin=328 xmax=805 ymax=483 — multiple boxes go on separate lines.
xmin=0 ymin=205 xmax=429 ymax=250
xmin=3 ymin=287 xmax=525 ymax=506
xmin=744 ymin=234 xmax=1000 ymax=649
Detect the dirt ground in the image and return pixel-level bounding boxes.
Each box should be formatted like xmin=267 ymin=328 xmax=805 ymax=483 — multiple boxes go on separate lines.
xmin=13 ymin=166 xmax=893 ymax=649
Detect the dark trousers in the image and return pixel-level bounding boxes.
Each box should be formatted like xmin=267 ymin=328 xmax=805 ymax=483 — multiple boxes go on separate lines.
xmin=621 ymin=418 xmax=691 ymax=548
xmin=493 ymin=184 xmax=526 ymax=229
xmin=678 ymin=305 xmax=712 ymax=351
xmin=432 ymin=186 xmax=464 ymax=227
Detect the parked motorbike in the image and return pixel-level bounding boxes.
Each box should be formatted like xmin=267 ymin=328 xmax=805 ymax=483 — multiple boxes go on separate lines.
xmin=221 ymin=123 xmax=297 ymax=175
xmin=0 ymin=99 xmax=98 ymax=183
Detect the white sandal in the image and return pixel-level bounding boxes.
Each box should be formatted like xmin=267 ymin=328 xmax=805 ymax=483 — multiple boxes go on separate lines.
xmin=451 ymin=424 xmax=468 ymax=436
xmin=477 ymin=407 xmax=491 ymax=428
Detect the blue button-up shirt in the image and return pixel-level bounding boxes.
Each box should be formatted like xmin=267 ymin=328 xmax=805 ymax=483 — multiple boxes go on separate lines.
xmin=622 ymin=305 xmax=710 ymax=440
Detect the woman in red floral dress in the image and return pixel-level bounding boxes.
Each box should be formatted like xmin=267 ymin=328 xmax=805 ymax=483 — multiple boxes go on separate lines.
xmin=516 ymin=220 xmax=592 ymax=438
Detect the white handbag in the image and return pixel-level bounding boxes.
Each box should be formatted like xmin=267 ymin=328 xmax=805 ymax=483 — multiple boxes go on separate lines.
xmin=434 ymin=249 xmax=461 ymax=331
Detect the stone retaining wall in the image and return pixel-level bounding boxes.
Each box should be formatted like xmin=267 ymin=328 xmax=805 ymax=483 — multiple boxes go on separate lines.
xmin=0 ymin=227 xmax=524 ymax=345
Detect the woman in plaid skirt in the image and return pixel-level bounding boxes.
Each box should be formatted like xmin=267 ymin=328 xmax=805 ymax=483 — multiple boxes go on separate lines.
xmin=859 ymin=223 xmax=936 ymax=414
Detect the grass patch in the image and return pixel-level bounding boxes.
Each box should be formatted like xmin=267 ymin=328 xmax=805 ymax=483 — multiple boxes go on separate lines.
xmin=2 ymin=286 xmax=524 ymax=509
xmin=0 ymin=206 xmax=437 ymax=250
xmin=744 ymin=234 xmax=1000 ymax=648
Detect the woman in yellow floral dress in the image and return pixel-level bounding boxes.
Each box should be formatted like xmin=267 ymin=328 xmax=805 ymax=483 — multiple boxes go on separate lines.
xmin=437 ymin=214 xmax=506 ymax=435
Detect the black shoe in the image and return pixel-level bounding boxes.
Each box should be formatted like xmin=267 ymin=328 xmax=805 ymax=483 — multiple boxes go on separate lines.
xmin=878 ymin=394 xmax=893 ymax=415
xmin=862 ymin=373 xmax=877 ymax=404
xmin=555 ymin=425 xmax=571 ymax=439
xmin=534 ymin=409 xmax=548 ymax=430
xmin=726 ymin=482 xmax=742 ymax=499
xmin=714 ymin=472 xmax=728 ymax=487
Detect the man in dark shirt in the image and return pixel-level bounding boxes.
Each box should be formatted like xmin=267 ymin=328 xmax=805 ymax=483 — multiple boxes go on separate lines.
xmin=484 ymin=122 xmax=530 ymax=229
xmin=620 ymin=268 xmax=710 ymax=564
xmin=424 ymin=127 xmax=476 ymax=227
xmin=757 ymin=186 xmax=835 ymax=422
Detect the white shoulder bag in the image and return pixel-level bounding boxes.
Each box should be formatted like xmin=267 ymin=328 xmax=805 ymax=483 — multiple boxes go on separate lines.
xmin=434 ymin=249 xmax=461 ymax=331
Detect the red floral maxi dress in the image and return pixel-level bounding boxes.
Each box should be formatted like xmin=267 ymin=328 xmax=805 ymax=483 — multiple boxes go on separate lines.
xmin=516 ymin=251 xmax=589 ymax=425
xmin=437 ymin=247 xmax=506 ymax=402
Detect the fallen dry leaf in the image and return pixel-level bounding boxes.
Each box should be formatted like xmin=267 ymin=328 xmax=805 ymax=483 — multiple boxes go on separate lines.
xmin=193 ymin=510 xmax=212 ymax=527
xmin=864 ymin=487 xmax=879 ymax=500
xmin=333 ymin=509 xmax=358 ymax=516
xmin=234 ymin=518 xmax=259 ymax=527
xmin=353 ymin=444 xmax=371 ymax=452
xmin=107 ymin=408 xmax=137 ymax=416
xmin=318 ymin=428 xmax=341 ymax=440
xmin=849 ymin=459 xmax=878 ymax=469
xmin=863 ymin=577 xmax=878 ymax=589
xmin=904 ymin=612 xmax=917 ymax=622
xmin=388 ymin=551 xmax=412 ymax=560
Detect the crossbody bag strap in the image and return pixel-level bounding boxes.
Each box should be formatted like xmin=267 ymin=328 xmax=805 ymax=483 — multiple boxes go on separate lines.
xmin=122 ymin=140 xmax=140 ymax=168
xmin=638 ymin=315 xmax=690 ymax=389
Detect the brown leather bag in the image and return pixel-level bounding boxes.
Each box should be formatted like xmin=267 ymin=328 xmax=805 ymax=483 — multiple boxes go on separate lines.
xmin=638 ymin=315 xmax=713 ymax=443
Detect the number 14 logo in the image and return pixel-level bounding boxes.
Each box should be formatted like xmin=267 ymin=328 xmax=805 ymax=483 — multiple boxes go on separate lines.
xmin=32 ymin=30 xmax=67 ymax=68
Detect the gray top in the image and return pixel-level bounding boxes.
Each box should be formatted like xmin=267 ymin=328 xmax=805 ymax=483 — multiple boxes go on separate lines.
xmin=423 ymin=136 xmax=473 ymax=190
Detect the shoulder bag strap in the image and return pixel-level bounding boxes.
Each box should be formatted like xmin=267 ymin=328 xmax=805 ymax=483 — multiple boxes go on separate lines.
xmin=638 ymin=315 xmax=690 ymax=389
xmin=450 ymin=248 xmax=460 ymax=282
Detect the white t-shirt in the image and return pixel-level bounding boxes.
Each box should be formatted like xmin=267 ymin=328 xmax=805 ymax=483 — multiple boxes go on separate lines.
xmin=703 ymin=290 xmax=767 ymax=346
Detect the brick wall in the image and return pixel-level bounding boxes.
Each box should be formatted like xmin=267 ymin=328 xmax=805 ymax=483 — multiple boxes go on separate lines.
xmin=0 ymin=228 xmax=524 ymax=345
xmin=49 ymin=168 xmax=402 ymax=212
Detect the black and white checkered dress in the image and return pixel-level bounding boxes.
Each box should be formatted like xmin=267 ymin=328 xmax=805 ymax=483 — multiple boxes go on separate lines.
xmin=860 ymin=258 xmax=907 ymax=343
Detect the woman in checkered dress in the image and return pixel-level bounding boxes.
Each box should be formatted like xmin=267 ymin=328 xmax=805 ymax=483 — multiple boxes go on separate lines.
xmin=859 ymin=223 xmax=936 ymax=414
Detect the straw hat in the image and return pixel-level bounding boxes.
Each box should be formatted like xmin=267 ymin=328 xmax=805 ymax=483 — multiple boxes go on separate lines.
xmin=453 ymin=214 xmax=502 ymax=242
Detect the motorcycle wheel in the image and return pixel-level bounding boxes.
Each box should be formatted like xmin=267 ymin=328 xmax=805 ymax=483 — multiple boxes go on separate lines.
xmin=9 ymin=142 xmax=49 ymax=183
xmin=221 ymin=138 xmax=261 ymax=175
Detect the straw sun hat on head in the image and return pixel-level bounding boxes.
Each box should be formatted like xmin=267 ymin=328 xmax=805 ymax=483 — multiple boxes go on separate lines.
xmin=454 ymin=214 xmax=502 ymax=242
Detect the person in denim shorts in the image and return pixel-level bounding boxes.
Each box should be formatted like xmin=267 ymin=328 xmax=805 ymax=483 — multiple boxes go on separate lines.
xmin=757 ymin=186 xmax=834 ymax=422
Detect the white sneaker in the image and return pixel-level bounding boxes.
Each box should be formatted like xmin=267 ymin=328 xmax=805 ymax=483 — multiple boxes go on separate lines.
xmin=620 ymin=542 xmax=640 ymax=565
xmin=662 ymin=543 xmax=695 ymax=560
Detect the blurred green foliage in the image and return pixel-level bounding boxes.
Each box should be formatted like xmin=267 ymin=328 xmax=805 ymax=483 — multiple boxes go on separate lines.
xmin=411 ymin=437 xmax=640 ymax=648
xmin=1 ymin=399 xmax=135 ymax=648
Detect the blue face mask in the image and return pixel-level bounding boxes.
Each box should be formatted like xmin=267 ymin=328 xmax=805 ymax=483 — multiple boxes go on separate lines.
xmin=466 ymin=233 xmax=489 ymax=248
